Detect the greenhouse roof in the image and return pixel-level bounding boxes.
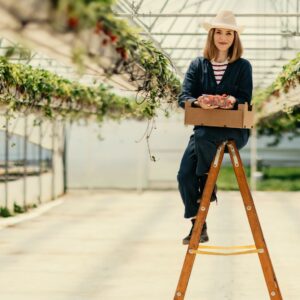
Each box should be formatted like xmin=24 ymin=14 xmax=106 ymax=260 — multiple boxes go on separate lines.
xmin=114 ymin=0 xmax=300 ymax=89
xmin=0 ymin=0 xmax=299 ymax=93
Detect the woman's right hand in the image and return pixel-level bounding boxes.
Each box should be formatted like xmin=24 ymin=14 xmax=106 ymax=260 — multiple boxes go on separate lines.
xmin=194 ymin=95 xmax=219 ymax=109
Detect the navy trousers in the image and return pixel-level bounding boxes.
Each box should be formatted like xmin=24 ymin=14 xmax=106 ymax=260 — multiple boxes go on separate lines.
xmin=177 ymin=127 xmax=249 ymax=218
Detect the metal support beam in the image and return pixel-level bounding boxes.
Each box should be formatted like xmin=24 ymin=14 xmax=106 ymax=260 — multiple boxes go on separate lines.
xmin=178 ymin=65 xmax=278 ymax=74
xmin=140 ymin=32 xmax=300 ymax=36
xmin=163 ymin=47 xmax=300 ymax=50
xmin=252 ymin=65 xmax=284 ymax=68
xmin=252 ymin=75 xmax=278 ymax=78
xmin=159 ymin=0 xmax=194 ymax=47
xmin=178 ymin=66 xmax=279 ymax=75
xmin=135 ymin=0 xmax=145 ymax=13
xmin=62 ymin=122 xmax=68 ymax=194
xmin=148 ymin=0 xmax=170 ymax=31
xmin=23 ymin=115 xmax=28 ymax=211
xmin=4 ymin=116 xmax=9 ymax=208
xmin=38 ymin=119 xmax=42 ymax=204
xmin=171 ymin=58 xmax=291 ymax=61
xmin=297 ymin=0 xmax=300 ymax=34
xmin=249 ymin=71 xmax=280 ymax=74
xmin=51 ymin=120 xmax=55 ymax=200
xmin=117 ymin=0 xmax=183 ymax=76
xmin=117 ymin=13 xmax=300 ymax=17
xmin=167 ymin=0 xmax=207 ymax=56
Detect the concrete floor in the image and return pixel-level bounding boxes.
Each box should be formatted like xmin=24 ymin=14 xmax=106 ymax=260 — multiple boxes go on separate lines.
xmin=0 ymin=190 xmax=299 ymax=300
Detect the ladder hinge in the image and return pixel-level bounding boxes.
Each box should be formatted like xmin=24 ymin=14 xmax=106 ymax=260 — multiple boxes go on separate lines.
xmin=227 ymin=144 xmax=239 ymax=167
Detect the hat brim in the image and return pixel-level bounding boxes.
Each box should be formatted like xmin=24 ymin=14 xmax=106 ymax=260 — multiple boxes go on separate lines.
xmin=203 ymin=22 xmax=244 ymax=34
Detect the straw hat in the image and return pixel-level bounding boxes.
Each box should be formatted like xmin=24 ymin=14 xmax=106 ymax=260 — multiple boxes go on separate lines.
xmin=203 ymin=10 xmax=244 ymax=34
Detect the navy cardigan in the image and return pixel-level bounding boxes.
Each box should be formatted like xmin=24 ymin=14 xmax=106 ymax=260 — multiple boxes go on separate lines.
xmin=178 ymin=56 xmax=253 ymax=109
xmin=178 ymin=56 xmax=253 ymax=143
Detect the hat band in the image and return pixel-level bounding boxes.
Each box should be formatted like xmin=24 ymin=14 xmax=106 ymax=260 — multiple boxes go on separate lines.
xmin=209 ymin=22 xmax=240 ymax=31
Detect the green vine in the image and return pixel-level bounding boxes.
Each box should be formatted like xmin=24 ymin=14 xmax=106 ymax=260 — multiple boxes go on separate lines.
xmin=52 ymin=0 xmax=181 ymax=115
xmin=253 ymin=52 xmax=300 ymax=145
xmin=0 ymin=56 xmax=152 ymax=122
xmin=3 ymin=0 xmax=181 ymax=121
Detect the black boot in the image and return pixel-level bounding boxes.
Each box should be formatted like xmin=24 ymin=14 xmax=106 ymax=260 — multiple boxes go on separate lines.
xmin=182 ymin=219 xmax=209 ymax=245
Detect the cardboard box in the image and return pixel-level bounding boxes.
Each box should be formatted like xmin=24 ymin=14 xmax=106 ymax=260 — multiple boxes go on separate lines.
xmin=184 ymin=101 xmax=254 ymax=129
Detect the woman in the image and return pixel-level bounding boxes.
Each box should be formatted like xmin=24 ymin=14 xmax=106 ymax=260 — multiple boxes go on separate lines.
xmin=177 ymin=10 xmax=253 ymax=245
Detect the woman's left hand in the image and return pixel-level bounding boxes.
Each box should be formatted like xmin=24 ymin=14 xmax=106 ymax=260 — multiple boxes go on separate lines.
xmin=219 ymin=95 xmax=236 ymax=109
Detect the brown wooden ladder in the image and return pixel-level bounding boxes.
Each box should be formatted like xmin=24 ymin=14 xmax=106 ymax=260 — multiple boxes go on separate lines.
xmin=174 ymin=140 xmax=282 ymax=300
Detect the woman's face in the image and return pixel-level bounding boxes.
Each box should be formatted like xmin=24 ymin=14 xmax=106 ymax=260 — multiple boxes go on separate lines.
xmin=213 ymin=28 xmax=235 ymax=52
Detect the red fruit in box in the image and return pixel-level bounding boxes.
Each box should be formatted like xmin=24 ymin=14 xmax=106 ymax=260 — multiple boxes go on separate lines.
xmin=200 ymin=94 xmax=233 ymax=108
xmin=221 ymin=95 xmax=236 ymax=109
xmin=211 ymin=96 xmax=218 ymax=106
xmin=201 ymin=95 xmax=211 ymax=105
xmin=218 ymin=96 xmax=226 ymax=107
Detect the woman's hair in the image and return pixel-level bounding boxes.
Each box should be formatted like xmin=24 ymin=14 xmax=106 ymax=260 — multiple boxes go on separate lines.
xmin=203 ymin=28 xmax=243 ymax=63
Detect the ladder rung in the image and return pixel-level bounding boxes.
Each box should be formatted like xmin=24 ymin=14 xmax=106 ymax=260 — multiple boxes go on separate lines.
xmin=189 ymin=245 xmax=263 ymax=256
xmin=198 ymin=244 xmax=256 ymax=250
xmin=190 ymin=249 xmax=260 ymax=256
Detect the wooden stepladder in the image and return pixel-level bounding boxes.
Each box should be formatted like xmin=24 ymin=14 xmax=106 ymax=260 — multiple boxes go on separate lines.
xmin=174 ymin=140 xmax=282 ymax=300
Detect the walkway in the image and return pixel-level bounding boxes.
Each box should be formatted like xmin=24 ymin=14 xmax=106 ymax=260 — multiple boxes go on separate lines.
xmin=0 ymin=190 xmax=299 ymax=300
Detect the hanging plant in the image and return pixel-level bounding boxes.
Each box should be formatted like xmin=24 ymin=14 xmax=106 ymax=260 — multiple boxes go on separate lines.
xmin=2 ymin=0 xmax=181 ymax=120
xmin=53 ymin=0 xmax=181 ymax=116
xmin=253 ymin=53 xmax=300 ymax=145
xmin=0 ymin=56 xmax=151 ymax=123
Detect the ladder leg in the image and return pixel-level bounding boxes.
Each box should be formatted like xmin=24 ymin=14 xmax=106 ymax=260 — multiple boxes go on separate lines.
xmin=227 ymin=140 xmax=283 ymax=300
xmin=174 ymin=142 xmax=226 ymax=300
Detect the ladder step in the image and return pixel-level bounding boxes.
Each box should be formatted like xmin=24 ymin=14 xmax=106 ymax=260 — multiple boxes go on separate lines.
xmin=198 ymin=244 xmax=256 ymax=250
xmin=190 ymin=249 xmax=260 ymax=256
xmin=189 ymin=244 xmax=263 ymax=256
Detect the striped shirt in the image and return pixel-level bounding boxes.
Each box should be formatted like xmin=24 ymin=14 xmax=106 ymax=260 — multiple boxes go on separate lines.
xmin=211 ymin=59 xmax=228 ymax=84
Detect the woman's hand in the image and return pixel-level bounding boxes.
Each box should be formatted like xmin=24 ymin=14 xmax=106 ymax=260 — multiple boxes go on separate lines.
xmin=193 ymin=94 xmax=237 ymax=109
xmin=219 ymin=95 xmax=236 ymax=109
xmin=194 ymin=95 xmax=219 ymax=109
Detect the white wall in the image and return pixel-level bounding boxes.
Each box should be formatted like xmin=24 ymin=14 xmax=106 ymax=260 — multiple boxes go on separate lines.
xmin=67 ymin=111 xmax=300 ymax=190
xmin=67 ymin=112 xmax=191 ymax=189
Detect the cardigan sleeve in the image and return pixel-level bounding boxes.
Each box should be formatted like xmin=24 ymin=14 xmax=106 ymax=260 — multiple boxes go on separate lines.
xmin=234 ymin=60 xmax=253 ymax=108
xmin=178 ymin=58 xmax=200 ymax=109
